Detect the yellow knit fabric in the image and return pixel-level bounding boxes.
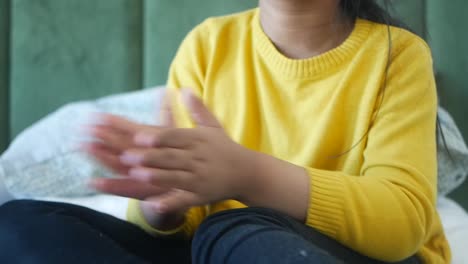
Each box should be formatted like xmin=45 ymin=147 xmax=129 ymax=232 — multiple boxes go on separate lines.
xmin=127 ymin=9 xmax=450 ymax=263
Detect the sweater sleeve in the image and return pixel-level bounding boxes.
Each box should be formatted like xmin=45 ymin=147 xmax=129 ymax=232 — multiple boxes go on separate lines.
xmin=126 ymin=199 xmax=208 ymax=237
xmin=305 ymin=37 xmax=439 ymax=262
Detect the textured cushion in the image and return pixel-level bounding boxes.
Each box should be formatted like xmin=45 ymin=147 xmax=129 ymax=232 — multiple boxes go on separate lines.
xmin=0 ymin=0 xmax=9 ymax=151
xmin=437 ymin=196 xmax=468 ymax=264
xmin=8 ymin=0 xmax=144 ymax=137
xmin=437 ymin=108 xmax=468 ymax=195
xmin=0 ymin=166 xmax=13 ymax=204
xmin=0 ymin=87 xmax=164 ymax=198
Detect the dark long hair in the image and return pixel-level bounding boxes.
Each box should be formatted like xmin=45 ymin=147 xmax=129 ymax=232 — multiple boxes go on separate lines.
xmin=336 ymin=0 xmax=452 ymax=161
xmin=340 ymin=0 xmax=403 ymax=27
xmin=331 ymin=0 xmax=398 ymax=156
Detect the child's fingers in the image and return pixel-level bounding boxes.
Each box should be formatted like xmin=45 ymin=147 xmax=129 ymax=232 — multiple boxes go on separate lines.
xmin=148 ymin=189 xmax=200 ymax=214
xmin=83 ymin=143 xmax=130 ymax=175
xmin=182 ymin=89 xmax=221 ymax=128
xmin=150 ymin=128 xmax=197 ymax=149
xmin=95 ymin=113 xmax=143 ymax=134
xmin=92 ymin=114 xmax=168 ymax=148
xmin=128 ymin=167 xmax=193 ymax=191
xmin=121 ymin=148 xmax=191 ymax=170
xmin=86 ymin=125 xmax=134 ymax=153
xmin=89 ymin=178 xmax=168 ymax=200
xmin=161 ymin=90 xmax=176 ymax=127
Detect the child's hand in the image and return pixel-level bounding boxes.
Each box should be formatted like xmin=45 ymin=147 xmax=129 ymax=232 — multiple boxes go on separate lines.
xmin=84 ymin=90 xmax=175 ymax=179
xmin=82 ymin=91 xmax=179 ymax=204
xmin=84 ymin=93 xmax=189 ymax=229
xmin=115 ymin=89 xmax=258 ymax=213
xmin=83 ymin=114 xmax=171 ymax=199
xmin=83 ymin=89 xmax=258 ymax=213
xmin=85 ymin=89 xmax=308 ymax=222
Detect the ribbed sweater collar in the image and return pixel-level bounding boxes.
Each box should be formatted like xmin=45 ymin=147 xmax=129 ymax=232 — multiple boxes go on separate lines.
xmin=252 ymin=9 xmax=373 ymax=79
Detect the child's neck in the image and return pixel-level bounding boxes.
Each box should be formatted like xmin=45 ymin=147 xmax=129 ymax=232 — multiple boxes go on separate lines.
xmin=259 ymin=0 xmax=353 ymax=59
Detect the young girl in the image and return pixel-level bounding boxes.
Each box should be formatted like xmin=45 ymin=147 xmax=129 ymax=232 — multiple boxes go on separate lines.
xmin=0 ymin=0 xmax=451 ymax=263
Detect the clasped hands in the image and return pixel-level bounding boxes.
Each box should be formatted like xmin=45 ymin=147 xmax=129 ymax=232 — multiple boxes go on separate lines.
xmin=84 ymin=89 xmax=259 ymax=215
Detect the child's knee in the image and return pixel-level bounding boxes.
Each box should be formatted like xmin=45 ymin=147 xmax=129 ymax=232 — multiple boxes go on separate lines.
xmin=192 ymin=208 xmax=296 ymax=262
xmin=0 ymin=200 xmax=60 ymax=235
xmin=196 ymin=207 xmax=296 ymax=235
xmin=0 ymin=199 xmax=38 ymax=217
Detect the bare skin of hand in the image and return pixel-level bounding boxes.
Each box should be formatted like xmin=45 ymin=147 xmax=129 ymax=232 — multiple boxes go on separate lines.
xmin=85 ymin=89 xmax=310 ymax=226
xmin=84 ymin=91 xmax=186 ymax=230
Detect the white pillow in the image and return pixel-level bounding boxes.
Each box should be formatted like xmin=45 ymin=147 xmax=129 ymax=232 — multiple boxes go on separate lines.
xmin=437 ymin=108 xmax=468 ymax=196
xmin=437 ymin=196 xmax=468 ymax=264
xmin=0 ymin=166 xmax=13 ymax=204
xmin=0 ymin=87 xmax=165 ymax=198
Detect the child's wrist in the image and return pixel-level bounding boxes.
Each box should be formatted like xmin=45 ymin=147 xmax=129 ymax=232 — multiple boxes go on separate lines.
xmin=236 ymin=149 xmax=269 ymax=205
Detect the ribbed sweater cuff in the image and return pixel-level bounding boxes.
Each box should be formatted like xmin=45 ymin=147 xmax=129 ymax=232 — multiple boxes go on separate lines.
xmin=126 ymin=199 xmax=187 ymax=237
xmin=306 ymin=167 xmax=346 ymax=238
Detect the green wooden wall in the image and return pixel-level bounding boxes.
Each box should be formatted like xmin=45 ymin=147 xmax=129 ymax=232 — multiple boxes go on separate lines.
xmin=2 ymin=0 xmax=256 ymax=139
xmin=428 ymin=0 xmax=468 ymax=143
xmin=3 ymin=0 xmax=467 ymax=143
xmin=0 ymin=0 xmax=10 ymax=152
xmin=9 ymin=0 xmax=144 ymax=136
xmin=391 ymin=0 xmax=426 ymax=38
xmin=142 ymin=0 xmax=257 ymax=87
xmin=426 ymin=0 xmax=468 ymax=209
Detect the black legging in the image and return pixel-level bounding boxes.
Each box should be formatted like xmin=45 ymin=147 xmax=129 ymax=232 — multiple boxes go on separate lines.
xmin=0 ymin=200 xmax=421 ymax=264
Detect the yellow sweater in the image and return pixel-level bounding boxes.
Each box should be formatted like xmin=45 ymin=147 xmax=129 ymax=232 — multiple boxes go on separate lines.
xmin=127 ymin=9 xmax=450 ymax=263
